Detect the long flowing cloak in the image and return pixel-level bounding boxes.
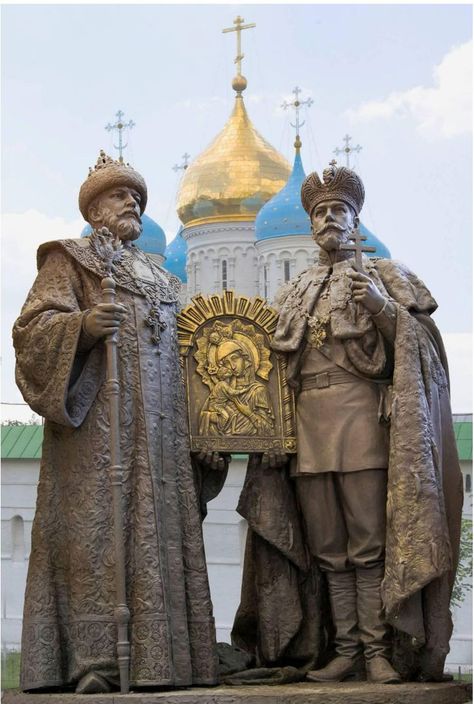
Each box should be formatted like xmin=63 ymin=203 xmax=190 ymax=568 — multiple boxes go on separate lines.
xmin=13 ymin=238 xmax=218 ymax=690
xmin=232 ymin=256 xmax=463 ymax=681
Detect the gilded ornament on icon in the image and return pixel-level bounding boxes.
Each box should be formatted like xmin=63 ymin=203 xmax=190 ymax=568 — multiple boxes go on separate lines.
xmin=177 ymin=291 xmax=297 ymax=453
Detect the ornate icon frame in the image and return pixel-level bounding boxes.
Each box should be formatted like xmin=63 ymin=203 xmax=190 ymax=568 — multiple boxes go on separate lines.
xmin=177 ymin=291 xmax=297 ymax=454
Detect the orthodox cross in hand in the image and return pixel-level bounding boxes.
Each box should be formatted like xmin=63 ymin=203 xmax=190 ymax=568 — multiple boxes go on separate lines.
xmin=145 ymin=306 xmax=167 ymax=345
xmin=222 ymin=15 xmax=256 ymax=75
xmin=340 ymin=227 xmax=376 ymax=273
xmin=105 ymin=110 xmax=135 ymax=163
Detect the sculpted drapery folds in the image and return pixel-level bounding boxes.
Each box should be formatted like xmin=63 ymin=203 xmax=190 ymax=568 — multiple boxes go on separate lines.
xmin=232 ymin=163 xmax=463 ymax=684
xmin=13 ymin=153 xmax=220 ymax=693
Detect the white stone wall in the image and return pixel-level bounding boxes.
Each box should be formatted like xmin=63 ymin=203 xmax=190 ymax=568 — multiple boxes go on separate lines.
xmin=181 ymin=222 xmax=318 ymax=305
xmin=255 ymin=235 xmax=316 ymax=303
xmin=1 ymin=459 xmax=38 ymax=650
xmin=203 ymin=457 xmax=247 ymax=642
xmin=182 ymin=222 xmax=258 ymax=300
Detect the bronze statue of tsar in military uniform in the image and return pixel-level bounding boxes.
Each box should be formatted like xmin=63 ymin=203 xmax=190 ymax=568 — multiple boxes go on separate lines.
xmin=232 ymin=162 xmax=463 ymax=685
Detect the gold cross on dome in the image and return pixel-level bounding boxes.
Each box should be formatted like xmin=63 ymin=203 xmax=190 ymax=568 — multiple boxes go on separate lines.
xmin=222 ymin=15 xmax=256 ymax=75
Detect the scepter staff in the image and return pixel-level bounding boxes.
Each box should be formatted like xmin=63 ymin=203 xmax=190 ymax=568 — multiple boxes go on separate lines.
xmin=91 ymin=226 xmax=130 ymax=694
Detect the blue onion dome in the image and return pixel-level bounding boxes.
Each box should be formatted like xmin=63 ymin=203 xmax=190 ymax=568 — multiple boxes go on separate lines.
xmin=163 ymin=226 xmax=187 ymax=283
xmin=255 ymin=143 xmax=311 ymax=241
xmin=359 ymin=222 xmax=391 ymax=259
xmin=80 ymin=214 xmax=166 ymax=257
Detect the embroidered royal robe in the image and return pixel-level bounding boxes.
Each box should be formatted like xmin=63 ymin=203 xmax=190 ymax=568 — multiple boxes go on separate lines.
xmin=13 ymin=237 xmax=218 ymax=690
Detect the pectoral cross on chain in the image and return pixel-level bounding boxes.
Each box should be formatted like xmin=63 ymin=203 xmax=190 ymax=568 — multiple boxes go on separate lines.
xmin=145 ymin=306 xmax=167 ymax=345
xmin=340 ymin=227 xmax=376 ymax=273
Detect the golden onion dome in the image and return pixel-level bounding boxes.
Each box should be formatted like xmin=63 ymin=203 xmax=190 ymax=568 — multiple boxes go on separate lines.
xmin=177 ymin=95 xmax=291 ymax=228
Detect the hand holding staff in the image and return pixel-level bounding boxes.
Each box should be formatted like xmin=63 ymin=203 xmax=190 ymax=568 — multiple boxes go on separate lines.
xmin=91 ymin=228 xmax=131 ymax=694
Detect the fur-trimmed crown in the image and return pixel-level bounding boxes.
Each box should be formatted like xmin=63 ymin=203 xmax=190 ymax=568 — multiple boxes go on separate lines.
xmin=301 ymin=161 xmax=365 ymax=217
xmin=78 ymin=150 xmax=147 ymax=221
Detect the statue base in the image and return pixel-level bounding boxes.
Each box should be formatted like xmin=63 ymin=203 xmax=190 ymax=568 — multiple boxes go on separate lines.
xmin=3 ymin=681 xmax=472 ymax=704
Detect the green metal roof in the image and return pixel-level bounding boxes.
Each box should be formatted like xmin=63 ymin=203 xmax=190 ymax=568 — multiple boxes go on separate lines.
xmin=1 ymin=425 xmax=44 ymax=459
xmin=1 ymin=419 xmax=472 ymax=461
xmin=454 ymin=421 xmax=472 ymax=461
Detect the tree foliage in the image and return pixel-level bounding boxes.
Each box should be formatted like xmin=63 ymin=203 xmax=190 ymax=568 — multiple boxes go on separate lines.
xmin=451 ymin=517 xmax=473 ymax=609
xmin=1 ymin=414 xmax=42 ymax=426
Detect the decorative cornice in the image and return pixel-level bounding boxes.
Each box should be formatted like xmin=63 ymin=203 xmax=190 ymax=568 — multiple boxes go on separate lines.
xmin=255 ymin=233 xmax=314 ymax=252
xmin=183 ymin=222 xmax=256 ymax=242
xmin=182 ymin=214 xmax=257 ymax=229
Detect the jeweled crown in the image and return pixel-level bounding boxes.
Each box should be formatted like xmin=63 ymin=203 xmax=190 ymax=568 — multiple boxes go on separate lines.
xmin=87 ymin=150 xmax=126 ymax=176
xmin=301 ymin=161 xmax=365 ymax=217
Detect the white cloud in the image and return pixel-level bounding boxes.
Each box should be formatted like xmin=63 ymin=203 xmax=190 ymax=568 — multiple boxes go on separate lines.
xmin=347 ymin=41 xmax=472 ymax=139
xmin=175 ymin=95 xmax=229 ymax=113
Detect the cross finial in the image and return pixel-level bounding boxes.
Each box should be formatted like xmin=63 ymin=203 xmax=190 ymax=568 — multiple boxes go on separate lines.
xmin=222 ymin=15 xmax=256 ymax=78
xmin=173 ymin=152 xmax=190 ymax=173
xmin=329 ymin=158 xmax=338 ymax=167
xmin=340 ymin=226 xmax=376 ymax=272
xmin=105 ymin=110 xmax=135 ymax=163
xmin=281 ymin=86 xmax=313 ymax=145
xmin=333 ymin=134 xmax=362 ymax=169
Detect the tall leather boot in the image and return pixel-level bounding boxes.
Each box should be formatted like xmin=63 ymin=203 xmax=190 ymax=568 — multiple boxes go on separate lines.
xmin=356 ymin=565 xmax=401 ymax=684
xmin=307 ymin=570 xmax=363 ymax=682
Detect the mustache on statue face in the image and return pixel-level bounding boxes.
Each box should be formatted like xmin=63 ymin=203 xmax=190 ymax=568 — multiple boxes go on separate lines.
xmin=314 ymin=222 xmax=347 ymax=237
xmin=119 ymin=209 xmax=141 ymax=221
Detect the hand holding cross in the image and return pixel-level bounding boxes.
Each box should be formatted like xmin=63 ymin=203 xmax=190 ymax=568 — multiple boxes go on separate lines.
xmin=340 ymin=226 xmax=376 ymax=273
xmin=342 ymin=226 xmax=387 ymax=315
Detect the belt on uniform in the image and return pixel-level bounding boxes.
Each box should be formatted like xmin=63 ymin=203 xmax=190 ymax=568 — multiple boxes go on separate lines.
xmin=301 ymin=369 xmax=361 ymax=390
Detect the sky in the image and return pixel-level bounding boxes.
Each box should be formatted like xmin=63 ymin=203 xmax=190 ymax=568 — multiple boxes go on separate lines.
xmin=1 ymin=3 xmax=472 ymax=419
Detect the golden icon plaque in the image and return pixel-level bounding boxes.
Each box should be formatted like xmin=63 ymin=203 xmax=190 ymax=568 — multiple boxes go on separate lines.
xmin=177 ymin=291 xmax=297 ymax=454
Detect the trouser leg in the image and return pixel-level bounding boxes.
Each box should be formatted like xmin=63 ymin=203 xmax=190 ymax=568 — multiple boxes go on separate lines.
xmin=338 ymin=470 xmax=400 ymax=683
xmin=296 ymin=470 xmax=401 ymax=683
xmin=296 ymin=476 xmax=362 ymax=681
xmin=338 ymin=470 xmax=388 ymax=658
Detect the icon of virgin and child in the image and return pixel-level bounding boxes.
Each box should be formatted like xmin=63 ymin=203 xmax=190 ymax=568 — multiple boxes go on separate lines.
xmin=197 ymin=322 xmax=275 ymax=437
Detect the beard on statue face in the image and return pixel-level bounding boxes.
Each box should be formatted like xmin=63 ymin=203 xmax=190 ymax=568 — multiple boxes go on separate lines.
xmin=313 ymin=221 xmax=351 ymax=251
xmin=311 ymin=200 xmax=356 ymax=252
xmin=98 ymin=206 xmax=143 ymax=242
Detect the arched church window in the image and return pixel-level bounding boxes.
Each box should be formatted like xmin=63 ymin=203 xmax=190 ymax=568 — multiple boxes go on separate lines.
xmin=263 ymin=264 xmax=269 ymax=300
xmin=466 ymin=473 xmax=472 ymax=493
xmin=222 ymin=260 xmax=228 ymax=290
xmin=12 ymin=515 xmax=25 ymax=562
xmin=283 ymin=259 xmax=291 ymax=282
